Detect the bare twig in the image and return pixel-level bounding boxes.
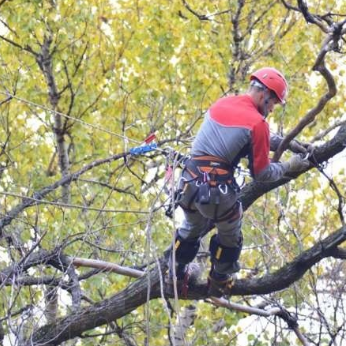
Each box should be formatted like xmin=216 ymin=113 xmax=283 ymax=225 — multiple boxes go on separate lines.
xmin=0 ymin=91 xmax=140 ymax=143
xmin=0 ymin=191 xmax=148 ymax=214
xmin=0 ymin=94 xmax=12 ymax=107
xmin=309 ymin=153 xmax=345 ymax=226
xmin=78 ymin=178 xmax=138 ymax=199
xmin=0 ymin=151 xmax=127 ymax=235
xmin=0 ymin=0 xmax=8 ymax=7
xmin=312 ymin=119 xmax=346 ymax=142
xmin=182 ymin=0 xmax=210 ymax=21
xmin=280 ymin=0 xmax=328 ymax=33
xmin=273 ymin=32 xmax=338 ymax=161
xmin=0 ymin=34 xmax=38 ymax=55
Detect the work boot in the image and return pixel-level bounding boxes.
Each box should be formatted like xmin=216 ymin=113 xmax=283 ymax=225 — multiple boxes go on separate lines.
xmin=165 ymin=263 xmax=201 ymax=297
xmin=208 ymin=270 xmax=236 ymax=298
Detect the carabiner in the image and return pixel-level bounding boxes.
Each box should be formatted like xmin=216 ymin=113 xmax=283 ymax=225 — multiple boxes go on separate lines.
xmin=218 ymin=184 xmax=228 ymax=195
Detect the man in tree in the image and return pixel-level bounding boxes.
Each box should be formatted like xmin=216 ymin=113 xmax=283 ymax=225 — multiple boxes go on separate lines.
xmin=167 ymin=67 xmax=310 ymax=297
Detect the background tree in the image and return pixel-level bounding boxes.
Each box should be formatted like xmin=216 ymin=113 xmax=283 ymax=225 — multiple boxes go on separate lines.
xmin=0 ymin=0 xmax=345 ymax=345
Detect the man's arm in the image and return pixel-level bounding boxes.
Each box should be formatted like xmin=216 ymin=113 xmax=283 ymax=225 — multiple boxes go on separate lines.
xmin=250 ymin=123 xmax=288 ymax=182
xmin=270 ymin=133 xmax=310 ymax=154
xmin=252 ymin=128 xmax=310 ymax=182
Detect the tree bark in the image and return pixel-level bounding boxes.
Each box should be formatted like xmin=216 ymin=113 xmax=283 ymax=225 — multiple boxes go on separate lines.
xmin=26 ymin=222 xmax=346 ymax=345
xmin=36 ymin=34 xmax=70 ymax=203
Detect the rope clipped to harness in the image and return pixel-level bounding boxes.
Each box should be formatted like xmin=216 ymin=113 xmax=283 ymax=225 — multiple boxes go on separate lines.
xmin=164 ymin=148 xmax=189 ymax=218
xmin=129 ymin=133 xmax=158 ymax=155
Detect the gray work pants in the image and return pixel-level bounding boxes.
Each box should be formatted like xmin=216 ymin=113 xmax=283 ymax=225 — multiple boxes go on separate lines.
xmin=176 ymin=170 xmax=243 ymax=274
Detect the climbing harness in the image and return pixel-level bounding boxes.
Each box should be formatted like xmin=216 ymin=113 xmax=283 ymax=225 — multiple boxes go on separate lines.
xmin=183 ymin=155 xmax=240 ymax=210
xmin=127 ymin=134 xmax=244 ymax=220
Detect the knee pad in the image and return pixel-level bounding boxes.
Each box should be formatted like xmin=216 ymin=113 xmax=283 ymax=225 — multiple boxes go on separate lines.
xmin=209 ymin=234 xmax=242 ymax=264
xmin=174 ymin=234 xmax=200 ymax=264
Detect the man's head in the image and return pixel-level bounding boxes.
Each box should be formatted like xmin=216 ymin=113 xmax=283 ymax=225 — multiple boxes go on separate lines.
xmin=248 ymin=67 xmax=288 ymax=117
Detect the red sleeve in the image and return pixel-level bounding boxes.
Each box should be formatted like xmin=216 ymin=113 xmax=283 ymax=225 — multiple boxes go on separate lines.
xmin=251 ymin=120 xmax=270 ymax=176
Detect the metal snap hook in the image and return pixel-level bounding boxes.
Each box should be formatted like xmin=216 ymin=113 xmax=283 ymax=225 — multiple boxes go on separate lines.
xmin=218 ymin=184 xmax=228 ymax=194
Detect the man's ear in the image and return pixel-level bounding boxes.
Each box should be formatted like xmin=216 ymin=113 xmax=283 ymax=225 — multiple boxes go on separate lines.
xmin=258 ymin=90 xmax=265 ymax=103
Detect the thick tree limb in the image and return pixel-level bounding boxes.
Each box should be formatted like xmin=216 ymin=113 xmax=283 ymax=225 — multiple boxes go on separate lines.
xmin=27 ymin=225 xmax=346 ymax=345
xmin=26 ymin=263 xmax=162 ymax=346
xmin=329 ymin=247 xmax=346 ymax=259
xmin=242 ymin=123 xmax=346 ymax=211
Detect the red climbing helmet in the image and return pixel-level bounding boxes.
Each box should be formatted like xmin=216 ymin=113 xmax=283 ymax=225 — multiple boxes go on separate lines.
xmin=250 ymin=67 xmax=288 ymax=104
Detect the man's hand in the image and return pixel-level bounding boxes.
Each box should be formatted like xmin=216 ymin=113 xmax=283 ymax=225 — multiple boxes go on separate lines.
xmin=286 ymin=154 xmax=310 ymax=172
xmin=269 ymin=133 xmax=313 ymax=154
xmin=289 ymin=140 xmax=313 ymax=154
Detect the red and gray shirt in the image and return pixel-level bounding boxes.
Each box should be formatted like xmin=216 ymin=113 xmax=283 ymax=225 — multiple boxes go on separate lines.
xmin=191 ymin=94 xmax=288 ymax=181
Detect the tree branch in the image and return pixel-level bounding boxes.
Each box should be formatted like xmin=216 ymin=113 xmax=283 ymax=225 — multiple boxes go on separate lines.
xmin=0 ymin=94 xmax=12 ymax=107
xmin=0 ymin=152 xmax=126 ymax=235
xmin=280 ymin=0 xmax=329 ymax=32
xmin=181 ymin=0 xmax=210 ymax=21
xmin=72 ymin=257 xmax=144 ymax=278
xmin=36 ymin=32 xmax=71 ymax=202
xmin=0 ymin=0 xmax=8 ymax=7
xmin=329 ymin=247 xmax=346 ymax=259
xmin=0 ymin=34 xmax=38 ymax=55
xmin=241 ymin=123 xmax=346 ymax=211
xmin=53 ymin=255 xmax=82 ymax=312
xmin=312 ymin=119 xmax=346 ymax=142
xmin=210 ymin=298 xmax=311 ymax=346
xmin=28 ymin=224 xmax=346 ymax=345
xmin=0 ymin=248 xmax=61 ymax=286
xmin=273 ymin=33 xmax=338 ymax=161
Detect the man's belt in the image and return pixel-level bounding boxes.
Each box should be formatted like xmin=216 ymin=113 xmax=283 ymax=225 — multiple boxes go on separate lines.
xmin=185 ymin=155 xmax=235 ymax=187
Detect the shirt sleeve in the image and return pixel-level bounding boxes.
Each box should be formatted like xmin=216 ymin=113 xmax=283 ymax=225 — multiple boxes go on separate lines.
xmin=269 ymin=133 xmax=283 ymax=151
xmin=250 ymin=120 xmax=270 ymax=177
xmin=250 ymin=121 xmax=288 ymax=182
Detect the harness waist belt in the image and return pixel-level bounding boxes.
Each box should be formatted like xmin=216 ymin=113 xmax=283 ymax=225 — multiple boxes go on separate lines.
xmin=185 ymin=155 xmax=235 ymax=186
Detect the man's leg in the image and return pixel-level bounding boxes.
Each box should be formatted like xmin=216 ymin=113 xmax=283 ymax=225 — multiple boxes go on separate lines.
xmin=168 ymin=208 xmax=209 ymax=280
xmin=167 ymin=178 xmax=209 ymax=284
xmin=208 ymin=200 xmax=243 ymax=297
